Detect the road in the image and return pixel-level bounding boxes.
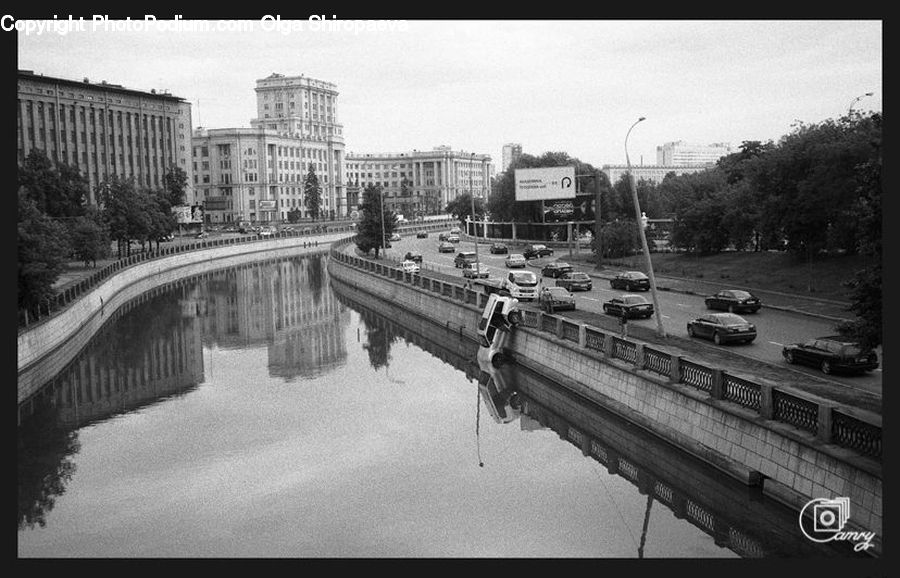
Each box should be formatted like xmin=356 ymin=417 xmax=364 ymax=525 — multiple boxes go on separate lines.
xmin=383 ymin=232 xmax=882 ymax=397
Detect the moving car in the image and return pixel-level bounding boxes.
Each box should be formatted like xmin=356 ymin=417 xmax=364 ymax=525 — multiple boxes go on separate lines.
xmin=450 ymin=227 xmax=461 ymax=235
xmin=463 ymin=263 xmax=490 ymax=279
xmin=399 ymin=260 xmax=420 ymax=274
xmin=610 ymin=271 xmax=650 ymax=291
xmin=556 ymin=271 xmax=592 ymax=291
xmin=404 ymin=251 xmax=423 ymax=264
xmin=705 ymin=289 xmax=762 ymax=313
xmin=454 ymin=251 xmax=478 ymax=268
xmin=523 ymin=244 xmax=553 ymax=259
xmin=447 ymin=235 xmax=461 ymax=243
xmin=782 ymin=336 xmax=879 ymax=375
xmin=438 ymin=241 xmax=456 ymax=253
xmin=602 ymin=294 xmax=654 ymax=319
xmin=687 ymin=313 xmax=757 ymax=345
xmin=389 ymin=233 xmax=402 ymax=242
xmin=416 ymin=230 xmax=429 ymax=238
xmin=490 ymin=242 xmax=509 ymax=254
xmin=541 ymin=262 xmax=574 ymax=278
xmin=438 ymin=232 xmax=449 ymax=241
xmin=538 ymin=286 xmax=576 ymax=314
xmin=505 ymin=253 xmax=527 ymax=268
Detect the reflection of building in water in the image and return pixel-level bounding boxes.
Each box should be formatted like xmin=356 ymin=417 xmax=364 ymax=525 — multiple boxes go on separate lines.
xmin=196 ymin=256 xmax=350 ymax=379
xmin=35 ymin=298 xmax=204 ymax=428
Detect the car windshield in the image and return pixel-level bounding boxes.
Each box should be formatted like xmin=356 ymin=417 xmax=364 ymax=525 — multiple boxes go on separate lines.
xmin=622 ymin=296 xmax=647 ymax=305
xmin=626 ymin=272 xmax=648 ymax=279
xmin=510 ymin=272 xmax=537 ymax=286
xmin=508 ymin=254 xmax=524 ymax=260
xmin=570 ymin=273 xmax=590 ymax=280
xmin=532 ymin=245 xmax=546 ymax=250
xmin=717 ymin=313 xmax=747 ymax=325
xmin=545 ymin=288 xmax=568 ymax=296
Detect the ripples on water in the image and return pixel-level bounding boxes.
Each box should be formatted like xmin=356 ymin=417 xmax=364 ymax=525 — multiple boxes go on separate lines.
xmin=17 ymin=255 xmax=863 ymax=558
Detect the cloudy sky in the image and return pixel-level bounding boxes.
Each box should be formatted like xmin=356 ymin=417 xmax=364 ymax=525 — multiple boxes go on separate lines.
xmin=15 ymin=18 xmax=883 ymax=168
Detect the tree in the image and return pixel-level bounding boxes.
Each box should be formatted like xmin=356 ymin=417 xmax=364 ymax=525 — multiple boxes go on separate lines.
xmin=162 ymin=166 xmax=189 ymax=207
xmin=18 ymin=149 xmax=89 ymax=220
xmin=592 ymin=219 xmax=640 ymax=260
xmin=355 ymin=184 xmax=395 ymax=257
xmin=445 ymin=192 xmax=484 ymax=225
xmin=97 ymin=176 xmax=150 ymax=257
xmin=18 ymin=188 xmax=71 ymax=316
xmin=303 ymin=165 xmax=322 ymax=220
xmin=69 ymin=211 xmax=110 ymax=267
xmin=287 ymin=207 xmax=303 ymax=223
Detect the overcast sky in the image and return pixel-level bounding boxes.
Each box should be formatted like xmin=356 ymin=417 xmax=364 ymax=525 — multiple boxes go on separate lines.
xmin=16 ymin=18 xmax=883 ymax=168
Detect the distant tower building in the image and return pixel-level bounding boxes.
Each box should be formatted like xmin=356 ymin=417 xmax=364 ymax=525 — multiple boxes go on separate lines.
xmin=17 ymin=69 xmax=194 ymax=205
xmin=501 ymin=143 xmax=522 ymax=172
xmin=656 ymin=141 xmax=734 ymax=166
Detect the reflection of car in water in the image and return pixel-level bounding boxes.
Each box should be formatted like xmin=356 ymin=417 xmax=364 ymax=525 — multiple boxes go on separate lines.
xmin=476 ymin=294 xmax=523 ymax=367
xmin=475 ymin=355 xmax=521 ymax=425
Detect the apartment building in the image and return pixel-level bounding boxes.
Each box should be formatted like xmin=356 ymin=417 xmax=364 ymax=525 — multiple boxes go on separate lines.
xmin=656 ymin=141 xmax=734 ymax=166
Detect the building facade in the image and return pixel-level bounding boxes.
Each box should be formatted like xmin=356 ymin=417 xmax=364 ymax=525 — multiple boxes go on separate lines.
xmin=17 ymin=69 xmax=194 ymax=205
xmin=655 ymin=141 xmax=734 ymax=166
xmin=344 ymin=146 xmax=494 ymax=217
xmin=601 ymin=164 xmax=714 ymax=186
xmin=501 ymin=143 xmax=522 ymax=172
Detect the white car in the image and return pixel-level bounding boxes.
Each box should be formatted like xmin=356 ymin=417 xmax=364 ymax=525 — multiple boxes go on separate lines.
xmin=463 ymin=263 xmax=490 ymax=279
xmin=504 ymin=253 xmax=526 ymax=268
xmin=400 ymin=260 xmax=420 ymax=274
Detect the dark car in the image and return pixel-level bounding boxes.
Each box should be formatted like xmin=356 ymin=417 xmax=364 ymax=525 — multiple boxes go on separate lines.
xmin=416 ymin=230 xmax=429 ymax=238
xmin=687 ymin=313 xmax=757 ymax=345
xmin=782 ymin=336 xmax=879 ymax=375
xmin=602 ymin=294 xmax=654 ymax=319
xmin=610 ymin=271 xmax=650 ymax=291
xmin=538 ymin=286 xmax=576 ymax=314
xmin=454 ymin=251 xmax=478 ymax=268
xmin=404 ymin=251 xmax=423 ymax=264
xmin=438 ymin=241 xmax=456 ymax=253
xmin=556 ymin=271 xmax=592 ymax=291
xmin=541 ymin=262 xmax=574 ymax=278
xmin=705 ymin=289 xmax=762 ymax=313
xmin=438 ymin=232 xmax=449 ymax=241
xmin=523 ymin=244 xmax=554 ymax=259
xmin=489 ymin=242 xmax=509 ymax=254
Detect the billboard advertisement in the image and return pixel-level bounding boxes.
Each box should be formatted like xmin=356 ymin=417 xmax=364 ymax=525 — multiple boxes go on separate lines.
xmin=258 ymin=200 xmax=277 ymax=211
xmin=172 ymin=205 xmax=192 ymax=224
xmin=514 ymin=166 xmax=576 ymax=201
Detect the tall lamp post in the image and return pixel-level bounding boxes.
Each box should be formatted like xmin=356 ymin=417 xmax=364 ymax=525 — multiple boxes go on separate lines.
xmin=625 ymin=117 xmax=666 ymax=337
xmin=380 ymin=186 xmax=387 ymax=258
xmin=848 ymin=92 xmax=874 ymax=117
xmin=470 ymin=152 xmax=481 ymax=271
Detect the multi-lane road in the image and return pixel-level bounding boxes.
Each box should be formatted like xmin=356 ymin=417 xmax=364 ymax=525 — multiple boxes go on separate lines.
xmin=383 ymin=232 xmax=882 ymax=398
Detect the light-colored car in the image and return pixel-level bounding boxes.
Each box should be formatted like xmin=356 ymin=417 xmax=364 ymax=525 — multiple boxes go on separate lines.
xmin=400 ymin=260 xmax=420 ymax=274
xmin=258 ymin=226 xmax=275 ymax=237
xmin=505 ymin=253 xmax=526 ymax=268
xmin=463 ymin=263 xmax=490 ymax=279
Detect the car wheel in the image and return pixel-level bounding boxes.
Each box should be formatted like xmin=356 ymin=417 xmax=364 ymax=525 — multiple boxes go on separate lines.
xmin=687 ymin=325 xmax=695 ymax=337
xmin=821 ymin=360 xmax=832 ymax=374
xmin=785 ymin=351 xmax=795 ymax=364
xmin=713 ymin=332 xmax=723 ymax=345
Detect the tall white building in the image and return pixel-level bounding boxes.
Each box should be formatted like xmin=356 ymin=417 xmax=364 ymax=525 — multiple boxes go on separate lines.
xmin=192 ymin=73 xmax=348 ymax=222
xmin=656 ymin=141 xmax=734 ymax=166
xmin=601 ymin=164 xmax=713 ymax=186
xmin=501 ymin=143 xmax=522 ymax=172
xmin=345 ymin=146 xmax=494 ymax=217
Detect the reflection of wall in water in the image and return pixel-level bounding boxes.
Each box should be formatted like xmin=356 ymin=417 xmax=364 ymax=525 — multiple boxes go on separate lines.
xmin=39 ymin=301 xmax=204 ymax=428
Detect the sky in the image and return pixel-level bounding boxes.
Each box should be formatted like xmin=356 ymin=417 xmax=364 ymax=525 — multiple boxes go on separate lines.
xmin=14 ymin=18 xmax=883 ymax=169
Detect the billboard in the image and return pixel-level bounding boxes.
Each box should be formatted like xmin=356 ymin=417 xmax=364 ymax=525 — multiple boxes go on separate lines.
xmin=258 ymin=200 xmax=277 ymax=211
xmin=514 ymin=166 xmax=576 ymax=201
xmin=172 ymin=205 xmax=192 ymax=224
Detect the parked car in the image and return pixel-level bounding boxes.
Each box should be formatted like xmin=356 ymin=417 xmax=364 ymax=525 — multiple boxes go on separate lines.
xmin=602 ymin=294 xmax=654 ymax=319
xmin=159 ymin=233 xmax=175 ymax=242
xmin=404 ymin=251 xmax=423 ymax=264
xmin=438 ymin=241 xmax=456 ymax=253
xmin=447 ymin=235 xmax=461 ymax=243
xmin=389 ymin=233 xmax=402 ymax=242
xmin=687 ymin=313 xmax=757 ymax=345
xmin=505 ymin=253 xmax=527 ymax=268
xmin=416 ymin=230 xmax=429 ymax=238
xmin=523 ymin=244 xmax=553 ymax=259
xmin=259 ymin=226 xmax=275 ymax=237
xmin=454 ymin=251 xmax=478 ymax=268
xmin=782 ymin=336 xmax=879 ymax=375
xmin=538 ymin=286 xmax=576 ymax=314
xmin=610 ymin=271 xmax=650 ymax=291
xmin=541 ymin=262 xmax=574 ymax=278
xmin=399 ymin=260 xmax=420 ymax=274
xmin=489 ymin=242 xmax=509 ymax=254
xmin=194 ymin=231 xmax=209 ymax=239
xmin=556 ymin=271 xmax=593 ymax=291
xmin=705 ymin=289 xmax=762 ymax=313
xmin=463 ymin=263 xmax=490 ymax=279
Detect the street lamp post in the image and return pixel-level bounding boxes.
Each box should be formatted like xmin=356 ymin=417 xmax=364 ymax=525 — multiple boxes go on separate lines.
xmin=848 ymin=92 xmax=874 ymax=117
xmin=380 ymin=187 xmax=387 ymax=258
xmin=470 ymin=152 xmax=480 ymax=271
xmin=625 ymin=117 xmax=666 ymax=338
